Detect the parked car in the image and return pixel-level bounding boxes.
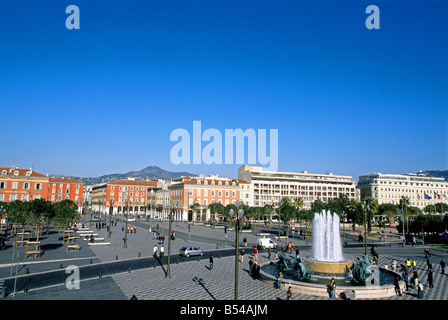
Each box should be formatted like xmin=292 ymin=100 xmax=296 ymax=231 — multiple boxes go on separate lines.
xmin=179 ymin=246 xmax=204 ymax=257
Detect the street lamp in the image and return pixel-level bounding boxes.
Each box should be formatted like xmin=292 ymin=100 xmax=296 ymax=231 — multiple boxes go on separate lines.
xmin=150 ymin=189 xmax=154 ymax=221
xmin=362 ymin=201 xmax=369 ymax=255
xmin=123 ymin=195 xmax=129 ymax=248
xmin=166 ymin=202 xmax=176 ymax=278
xmin=232 ymin=201 xmax=244 ymax=300
xmin=109 ymin=197 xmax=114 ymax=238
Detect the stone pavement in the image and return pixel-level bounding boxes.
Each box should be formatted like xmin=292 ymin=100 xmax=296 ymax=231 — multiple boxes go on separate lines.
xmin=1 ymin=218 xmax=448 ymax=301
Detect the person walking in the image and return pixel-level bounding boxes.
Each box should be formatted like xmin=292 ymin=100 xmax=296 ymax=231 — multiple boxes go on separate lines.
xmin=427 ymin=258 xmax=433 ymax=271
xmin=159 ymin=244 xmax=165 ymax=259
xmin=240 ymin=249 xmax=245 ymax=263
xmin=253 ymin=247 xmax=258 ymax=262
xmin=428 ymin=270 xmax=434 ymax=288
xmin=286 ymin=286 xmax=292 ymax=300
xmin=276 ymin=272 xmax=283 ymax=290
xmin=243 ymin=237 xmax=247 ymax=247
xmin=328 ymin=278 xmax=336 ymax=299
xmin=209 ymin=255 xmax=214 ymax=270
xmin=412 ymin=269 xmax=419 ymax=289
xmin=153 ymin=245 xmax=158 ymax=258
xmin=391 ymin=259 xmax=397 ymax=272
xmin=268 ymin=247 xmax=272 ymax=260
xmin=441 ymin=259 xmax=446 ymax=275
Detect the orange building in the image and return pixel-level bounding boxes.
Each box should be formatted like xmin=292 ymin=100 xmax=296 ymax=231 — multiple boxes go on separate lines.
xmin=163 ymin=175 xmax=245 ymax=222
xmin=0 ymin=166 xmax=49 ymax=202
xmin=91 ymin=178 xmax=159 ymax=216
xmin=48 ymin=177 xmax=84 ymax=211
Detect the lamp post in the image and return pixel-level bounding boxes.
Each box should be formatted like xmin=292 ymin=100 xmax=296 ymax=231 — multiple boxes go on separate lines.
xmin=166 ymin=202 xmax=175 ymax=278
xmin=108 ymin=197 xmax=114 ymax=238
xmin=233 ymin=201 xmax=244 ymax=300
xmin=362 ymin=201 xmax=369 ymax=255
xmin=187 ymin=187 xmax=193 ymax=222
xmin=123 ymin=195 xmax=129 ymax=249
xmin=150 ymin=189 xmax=155 ymax=221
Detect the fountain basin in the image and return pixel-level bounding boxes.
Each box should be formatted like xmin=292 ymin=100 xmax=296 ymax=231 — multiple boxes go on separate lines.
xmin=258 ymin=261 xmax=405 ymax=299
xmin=303 ymin=257 xmax=353 ymax=275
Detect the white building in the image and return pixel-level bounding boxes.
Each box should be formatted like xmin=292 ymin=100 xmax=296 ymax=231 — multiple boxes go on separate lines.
xmin=358 ymin=172 xmax=448 ymax=210
xmin=238 ymin=165 xmax=358 ymax=209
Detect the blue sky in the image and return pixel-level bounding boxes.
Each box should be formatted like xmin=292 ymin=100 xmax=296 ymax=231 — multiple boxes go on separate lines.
xmin=1 ymin=0 xmax=447 ymax=180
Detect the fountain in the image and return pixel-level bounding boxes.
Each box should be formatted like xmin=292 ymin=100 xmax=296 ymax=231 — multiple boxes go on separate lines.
xmin=258 ymin=210 xmax=404 ymax=298
xmin=303 ymin=210 xmax=353 ymax=275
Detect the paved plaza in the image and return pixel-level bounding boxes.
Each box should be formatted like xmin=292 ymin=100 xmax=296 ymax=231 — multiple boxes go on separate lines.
xmin=1 ymin=218 xmax=448 ymax=302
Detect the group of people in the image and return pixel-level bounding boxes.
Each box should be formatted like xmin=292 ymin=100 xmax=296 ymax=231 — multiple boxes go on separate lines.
xmin=248 ymin=257 xmax=261 ymax=279
xmin=122 ymin=224 xmax=137 ymax=233
xmin=153 ymin=244 xmax=165 ymax=258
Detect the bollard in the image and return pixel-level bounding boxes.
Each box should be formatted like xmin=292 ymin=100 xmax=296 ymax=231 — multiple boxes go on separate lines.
xmin=90 ymin=259 xmax=93 ymax=264
xmin=116 ymin=255 xmax=118 ymax=260
xmin=128 ymin=267 xmax=131 ymax=273
xmin=60 ymin=263 xmax=63 ymax=269
xmin=99 ymin=272 xmax=102 ymax=278
xmin=26 ymin=268 xmax=30 ymax=274
xmin=0 ymin=287 xmax=6 ymax=299
xmin=138 ymin=252 xmax=141 ymax=257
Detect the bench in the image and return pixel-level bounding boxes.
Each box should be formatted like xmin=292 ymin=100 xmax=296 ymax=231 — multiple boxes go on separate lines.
xmin=88 ymin=242 xmax=111 ymax=246
xmin=77 ymin=230 xmax=94 ymax=234
xmin=67 ymin=236 xmax=81 ymax=252
xmin=83 ymin=237 xmax=104 ymax=241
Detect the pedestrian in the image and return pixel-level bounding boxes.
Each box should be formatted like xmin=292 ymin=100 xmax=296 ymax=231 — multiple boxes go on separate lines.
xmin=391 ymin=259 xmax=397 ymax=272
xmin=268 ymin=247 xmax=271 ymax=259
xmin=160 ymin=244 xmax=165 ymax=258
xmin=252 ymin=262 xmax=260 ymax=279
xmin=402 ymin=269 xmax=409 ymax=291
xmin=134 ymin=225 xmax=137 ymax=233
xmin=394 ymin=276 xmax=402 ymax=296
xmin=153 ymin=245 xmax=158 ymax=258
xmin=253 ymin=247 xmax=258 ymax=262
xmin=412 ymin=259 xmax=417 ymax=271
xmin=209 ymin=255 xmax=214 ymax=270
xmin=286 ymin=286 xmax=292 ymax=300
xmin=240 ymin=249 xmax=245 ymax=263
xmin=417 ymin=282 xmax=424 ymax=299
xmin=153 ymin=232 xmax=157 ymax=240
xmin=328 ymin=278 xmax=336 ymax=299
xmin=441 ymin=259 xmax=446 ymax=275
xmin=427 ymin=258 xmax=432 ymax=271
xmin=405 ymin=258 xmax=411 ymax=273
xmin=428 ymin=270 xmax=434 ymax=288
xmin=276 ymin=272 xmax=283 ymax=289
xmin=248 ymin=258 xmax=254 ymax=276
xmin=243 ymin=237 xmax=247 ymax=247
xmin=412 ymin=269 xmax=419 ymax=289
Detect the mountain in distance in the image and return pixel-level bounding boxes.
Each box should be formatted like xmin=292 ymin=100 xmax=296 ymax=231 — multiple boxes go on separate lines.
xmin=419 ymin=170 xmax=448 ymax=181
xmin=59 ymin=165 xmax=195 ymax=186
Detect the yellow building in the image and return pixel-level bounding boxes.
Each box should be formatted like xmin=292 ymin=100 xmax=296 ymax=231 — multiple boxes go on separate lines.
xmin=358 ymin=173 xmax=448 ymax=210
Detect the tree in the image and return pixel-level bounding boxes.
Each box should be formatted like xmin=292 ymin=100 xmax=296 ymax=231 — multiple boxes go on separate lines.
xmin=53 ymin=200 xmax=78 ymax=230
xmin=278 ymin=197 xmax=297 ymax=235
xmin=378 ymin=203 xmax=399 ymax=226
xmin=27 ymin=198 xmax=54 ymax=241
xmin=6 ymin=200 xmax=30 ymax=230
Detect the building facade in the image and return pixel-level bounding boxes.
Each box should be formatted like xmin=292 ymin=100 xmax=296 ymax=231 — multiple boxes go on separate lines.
xmin=91 ymin=178 xmax=159 ymax=216
xmin=238 ymin=165 xmax=358 ymax=209
xmin=358 ymin=173 xmax=448 ymax=210
xmin=146 ymin=175 xmax=251 ymax=222
xmin=48 ymin=177 xmax=84 ymax=210
xmin=0 ymin=166 xmax=49 ymax=202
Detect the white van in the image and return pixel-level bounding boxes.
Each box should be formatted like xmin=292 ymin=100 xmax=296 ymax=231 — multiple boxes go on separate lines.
xmin=256 ymin=237 xmax=278 ymax=249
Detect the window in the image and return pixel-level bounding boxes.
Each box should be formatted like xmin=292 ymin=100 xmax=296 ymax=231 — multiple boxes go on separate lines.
xmin=12 ymin=182 xmax=18 ymax=190
xmin=23 ymin=182 xmax=30 ymax=190
xmin=0 ymin=182 xmax=5 ymax=189
xmin=66 ymin=189 xmax=70 ymax=194
xmin=0 ymin=194 xmax=4 ymax=201
xmin=10 ymin=194 xmax=18 ymax=201
xmin=35 ymin=183 xmax=41 ymax=190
